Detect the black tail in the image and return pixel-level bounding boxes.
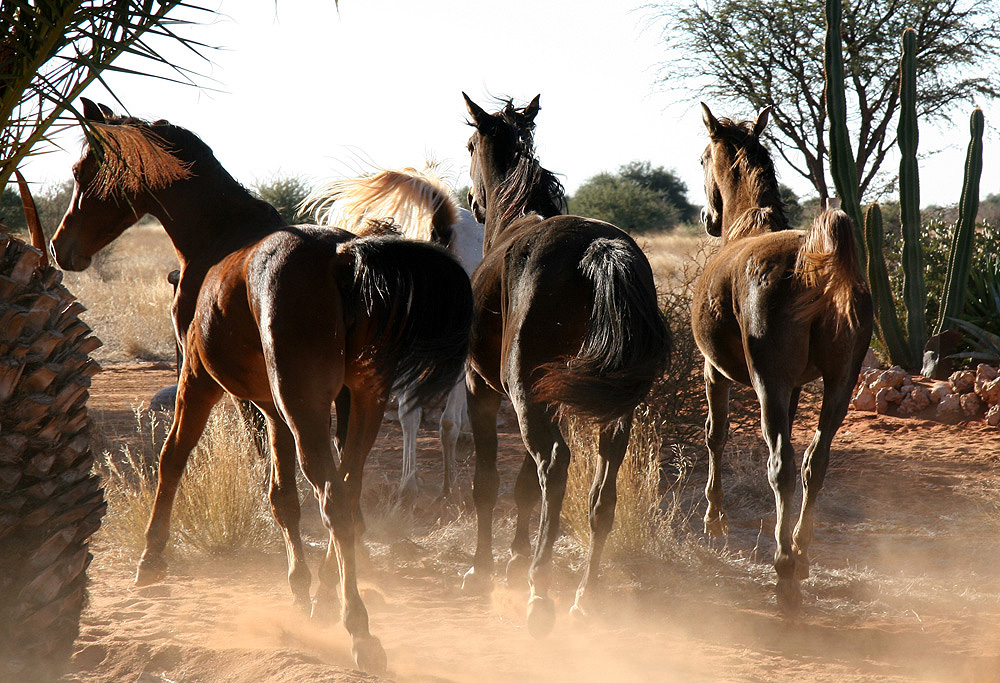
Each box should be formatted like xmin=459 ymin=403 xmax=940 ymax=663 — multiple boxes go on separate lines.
xmin=344 ymin=234 xmax=473 ymax=405
xmin=534 ymin=237 xmax=671 ymax=425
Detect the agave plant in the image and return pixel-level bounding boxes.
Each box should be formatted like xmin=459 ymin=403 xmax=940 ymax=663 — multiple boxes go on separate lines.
xmin=1 ymin=2 xmax=216 ymax=680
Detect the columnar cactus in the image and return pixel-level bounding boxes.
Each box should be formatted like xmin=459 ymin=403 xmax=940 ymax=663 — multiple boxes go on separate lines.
xmin=826 ymin=0 xmax=985 ymax=371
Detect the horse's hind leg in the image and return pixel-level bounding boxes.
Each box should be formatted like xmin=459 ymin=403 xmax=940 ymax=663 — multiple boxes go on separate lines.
xmin=507 ymin=451 xmax=540 ymax=586
xmin=515 ymin=401 xmax=571 ymax=639
xmin=463 ymin=370 xmax=504 ymax=593
xmin=136 ymin=363 xmax=223 ymax=585
xmin=283 ymin=393 xmax=386 ymax=674
xmin=572 ymin=414 xmax=632 ymax=619
xmin=755 ymin=378 xmax=801 ymax=616
xmin=703 ymin=361 xmax=732 ymax=537
xmin=257 ymin=404 xmax=311 ymax=612
xmin=792 ymin=365 xmax=859 ymax=580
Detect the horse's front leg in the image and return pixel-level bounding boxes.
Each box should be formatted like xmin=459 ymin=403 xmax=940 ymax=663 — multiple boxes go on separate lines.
xmin=397 ymin=389 xmax=422 ymax=497
xmin=463 ymin=370 xmax=503 ymax=594
xmin=756 ymin=380 xmax=801 ymax=616
xmin=571 ymin=415 xmax=631 ymax=619
xmin=136 ymin=360 xmax=223 ymax=585
xmin=703 ymin=360 xmax=732 ymax=537
xmin=438 ymin=381 xmax=467 ymax=499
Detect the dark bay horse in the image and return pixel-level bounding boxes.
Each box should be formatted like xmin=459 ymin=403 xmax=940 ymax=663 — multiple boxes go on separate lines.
xmin=462 ymin=94 xmax=670 ymax=636
xmin=694 ymin=103 xmax=873 ymax=614
xmin=50 ymin=100 xmax=473 ymax=673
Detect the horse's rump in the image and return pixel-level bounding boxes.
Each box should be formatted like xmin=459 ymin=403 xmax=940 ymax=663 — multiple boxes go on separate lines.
xmin=342 ymin=235 xmax=473 ymax=405
xmin=532 ymin=231 xmax=671 ymax=425
xmin=793 ymin=209 xmax=868 ymax=332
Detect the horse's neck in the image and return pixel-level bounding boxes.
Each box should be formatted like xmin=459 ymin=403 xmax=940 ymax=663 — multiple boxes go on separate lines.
xmin=723 ymin=177 xmax=785 ymax=241
xmin=151 ymin=175 xmax=281 ymax=264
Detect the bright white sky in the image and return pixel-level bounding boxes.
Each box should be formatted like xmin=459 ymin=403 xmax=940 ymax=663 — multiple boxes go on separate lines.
xmin=22 ymin=0 xmax=1000 ymax=210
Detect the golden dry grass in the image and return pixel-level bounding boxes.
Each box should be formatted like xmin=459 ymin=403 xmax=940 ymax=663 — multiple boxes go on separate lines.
xmin=61 ymin=218 xmax=178 ymax=362
xmin=96 ymin=406 xmax=278 ymax=559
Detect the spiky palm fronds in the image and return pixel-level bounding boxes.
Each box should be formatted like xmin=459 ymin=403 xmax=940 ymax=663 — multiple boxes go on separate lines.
xmin=0 ymin=0 xmax=216 ymax=191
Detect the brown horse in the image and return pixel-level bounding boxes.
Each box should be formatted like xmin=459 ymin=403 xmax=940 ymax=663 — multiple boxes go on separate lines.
xmin=50 ymin=100 xmax=473 ymax=673
xmin=462 ymin=94 xmax=670 ymax=636
xmin=694 ymin=103 xmax=873 ymax=614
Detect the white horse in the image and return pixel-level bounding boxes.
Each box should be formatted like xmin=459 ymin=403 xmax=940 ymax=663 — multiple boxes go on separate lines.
xmin=302 ymin=166 xmax=484 ymax=497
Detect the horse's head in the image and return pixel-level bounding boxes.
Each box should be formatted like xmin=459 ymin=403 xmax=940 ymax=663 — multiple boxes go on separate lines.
xmin=699 ymin=102 xmax=772 ymax=239
xmin=50 ymin=99 xmax=191 ymax=271
xmin=462 ymin=92 xmax=540 ymax=225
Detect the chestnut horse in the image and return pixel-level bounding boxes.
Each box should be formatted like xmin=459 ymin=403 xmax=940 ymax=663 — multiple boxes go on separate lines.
xmin=50 ymin=100 xmax=473 ymax=673
xmin=462 ymin=94 xmax=670 ymax=636
xmin=302 ymin=166 xmax=483 ymax=497
xmin=694 ymin=103 xmax=873 ymax=614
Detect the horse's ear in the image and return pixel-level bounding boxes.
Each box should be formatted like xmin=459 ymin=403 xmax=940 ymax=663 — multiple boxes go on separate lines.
xmin=98 ymin=103 xmax=116 ymax=120
xmin=523 ymin=95 xmax=541 ymax=122
xmin=752 ymin=106 xmax=772 ymax=138
xmin=701 ymin=102 xmax=720 ymax=137
xmin=81 ymin=98 xmax=106 ymax=123
xmin=463 ymin=92 xmax=492 ymax=130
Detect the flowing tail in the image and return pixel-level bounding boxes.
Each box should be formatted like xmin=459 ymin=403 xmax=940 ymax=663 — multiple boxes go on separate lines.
xmin=303 ymin=165 xmax=459 ymax=246
xmin=795 ymin=208 xmax=870 ymax=332
xmin=341 ymin=234 xmax=473 ymax=405
xmin=533 ymin=237 xmax=671 ymax=425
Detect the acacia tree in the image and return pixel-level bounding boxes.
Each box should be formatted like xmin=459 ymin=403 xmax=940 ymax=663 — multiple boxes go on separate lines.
xmin=654 ymin=0 xmax=1000 ymax=202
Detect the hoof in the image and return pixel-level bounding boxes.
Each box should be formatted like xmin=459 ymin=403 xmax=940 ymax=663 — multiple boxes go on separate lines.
xmin=776 ymin=577 xmax=802 ymax=617
xmin=352 ymin=635 xmax=387 ymax=675
xmin=461 ymin=566 xmax=492 ymax=595
xmin=134 ymin=555 xmax=167 ymax=587
xmin=526 ymin=595 xmax=556 ymax=639
xmin=703 ymin=512 xmax=729 ymax=537
xmin=568 ymin=602 xmax=588 ymax=623
xmin=505 ymin=553 xmax=530 ymax=587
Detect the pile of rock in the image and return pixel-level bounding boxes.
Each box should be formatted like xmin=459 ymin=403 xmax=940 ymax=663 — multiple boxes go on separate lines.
xmin=852 ymin=363 xmax=1000 ymax=426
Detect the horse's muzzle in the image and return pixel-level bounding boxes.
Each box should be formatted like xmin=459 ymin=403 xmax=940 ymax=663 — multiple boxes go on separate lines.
xmin=49 ymin=238 xmax=92 ymax=271
xmin=701 ymin=207 xmax=722 ymax=237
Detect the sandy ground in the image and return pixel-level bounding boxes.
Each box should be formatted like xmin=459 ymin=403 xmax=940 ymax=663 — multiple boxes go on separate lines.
xmin=58 ymin=361 xmax=1000 ymax=683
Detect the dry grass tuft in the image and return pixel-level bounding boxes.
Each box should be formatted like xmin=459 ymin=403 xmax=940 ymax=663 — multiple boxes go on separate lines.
xmin=562 ymin=406 xmax=700 ymax=562
xmin=97 ymin=406 xmax=278 ymax=558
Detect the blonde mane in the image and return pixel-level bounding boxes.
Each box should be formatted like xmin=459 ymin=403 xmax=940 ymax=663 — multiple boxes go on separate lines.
xmin=88 ymin=122 xmax=193 ymax=198
xmin=301 ymin=164 xmax=460 ymax=241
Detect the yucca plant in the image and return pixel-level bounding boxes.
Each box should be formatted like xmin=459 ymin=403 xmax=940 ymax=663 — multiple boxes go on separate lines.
xmin=1 ymin=3 xmax=215 ymax=679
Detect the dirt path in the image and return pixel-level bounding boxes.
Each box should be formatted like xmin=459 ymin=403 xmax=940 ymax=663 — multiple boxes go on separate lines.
xmin=61 ymin=362 xmax=1000 ymax=683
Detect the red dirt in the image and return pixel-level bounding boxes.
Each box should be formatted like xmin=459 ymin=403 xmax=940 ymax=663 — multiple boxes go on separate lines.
xmin=60 ymin=361 xmax=1000 ymax=683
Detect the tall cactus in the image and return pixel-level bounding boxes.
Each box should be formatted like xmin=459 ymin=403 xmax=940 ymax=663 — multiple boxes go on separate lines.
xmin=896 ymin=28 xmax=927 ymax=366
xmin=936 ymin=107 xmax=985 ymax=334
xmin=826 ymin=1 xmax=986 ymax=371
xmin=824 ymin=0 xmax=865 ymax=260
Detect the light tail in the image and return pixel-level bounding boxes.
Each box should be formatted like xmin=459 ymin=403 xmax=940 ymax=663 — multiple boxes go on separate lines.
xmin=795 ymin=208 xmax=869 ymax=331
